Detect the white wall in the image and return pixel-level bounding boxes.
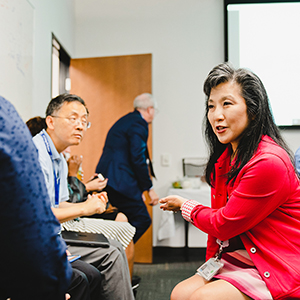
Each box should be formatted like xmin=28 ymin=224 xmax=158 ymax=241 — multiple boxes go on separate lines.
xmin=0 ymin=0 xmax=34 ymax=121
xmin=27 ymin=0 xmax=75 ymax=120
xmin=73 ymin=0 xmax=224 ymax=247
xmin=281 ymin=131 xmax=300 ymax=154
xmin=2 ymin=0 xmax=299 ymax=248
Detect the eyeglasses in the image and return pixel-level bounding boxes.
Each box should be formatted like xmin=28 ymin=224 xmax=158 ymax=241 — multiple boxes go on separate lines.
xmin=51 ymin=116 xmax=91 ymax=129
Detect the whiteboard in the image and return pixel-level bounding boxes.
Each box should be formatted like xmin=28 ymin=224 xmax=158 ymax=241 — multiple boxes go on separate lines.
xmin=0 ymin=0 xmax=33 ymax=120
xmin=227 ymin=3 xmax=300 ymax=128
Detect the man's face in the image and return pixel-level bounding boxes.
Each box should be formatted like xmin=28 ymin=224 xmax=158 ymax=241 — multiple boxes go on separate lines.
xmin=47 ymin=101 xmax=89 ymax=152
xmin=148 ymin=106 xmax=156 ymax=123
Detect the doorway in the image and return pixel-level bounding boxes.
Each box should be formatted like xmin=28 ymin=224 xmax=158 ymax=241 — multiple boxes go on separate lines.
xmin=51 ymin=34 xmax=71 ymax=98
xmin=69 ymin=53 xmax=153 ymax=263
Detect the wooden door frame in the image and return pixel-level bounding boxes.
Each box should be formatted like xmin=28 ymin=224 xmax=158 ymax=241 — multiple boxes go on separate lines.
xmin=70 ymin=53 xmax=153 ymax=263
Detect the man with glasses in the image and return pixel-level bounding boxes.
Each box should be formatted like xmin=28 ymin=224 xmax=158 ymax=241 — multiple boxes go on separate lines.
xmin=96 ymin=93 xmax=159 ymax=243
xmin=33 ymin=94 xmax=134 ymax=300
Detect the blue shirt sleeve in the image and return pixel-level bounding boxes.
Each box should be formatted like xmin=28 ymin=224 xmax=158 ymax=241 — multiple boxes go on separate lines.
xmin=295 ymin=147 xmax=300 ymax=175
xmin=0 ymin=96 xmax=72 ymax=299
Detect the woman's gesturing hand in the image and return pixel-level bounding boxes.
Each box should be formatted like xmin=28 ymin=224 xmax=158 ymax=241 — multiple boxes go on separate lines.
xmin=159 ymin=195 xmax=188 ymax=212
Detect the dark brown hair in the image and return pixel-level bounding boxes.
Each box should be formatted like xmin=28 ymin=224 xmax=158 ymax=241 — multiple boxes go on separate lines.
xmin=203 ymin=62 xmax=293 ymax=185
xmin=26 ymin=116 xmax=47 ymax=137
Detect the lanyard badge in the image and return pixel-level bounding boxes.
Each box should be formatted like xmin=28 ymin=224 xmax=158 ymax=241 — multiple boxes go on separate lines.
xmin=41 ymin=132 xmax=60 ymax=206
xmin=196 ymin=239 xmax=228 ymax=281
xmin=54 ymin=175 xmax=60 ymax=206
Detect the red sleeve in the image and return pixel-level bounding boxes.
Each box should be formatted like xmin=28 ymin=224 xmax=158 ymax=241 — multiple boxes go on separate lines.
xmin=189 ymin=153 xmax=292 ymax=241
xmin=181 ymin=199 xmax=201 ymax=222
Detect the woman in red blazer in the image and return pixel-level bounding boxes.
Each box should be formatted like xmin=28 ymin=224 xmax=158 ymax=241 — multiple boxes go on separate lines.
xmin=160 ymin=63 xmax=300 ymax=300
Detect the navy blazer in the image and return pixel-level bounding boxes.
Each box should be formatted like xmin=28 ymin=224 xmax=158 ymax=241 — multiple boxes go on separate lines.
xmin=96 ymin=110 xmax=152 ymax=201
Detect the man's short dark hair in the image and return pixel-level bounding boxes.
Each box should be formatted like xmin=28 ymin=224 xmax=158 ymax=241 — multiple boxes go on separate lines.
xmin=45 ymin=94 xmax=89 ymax=117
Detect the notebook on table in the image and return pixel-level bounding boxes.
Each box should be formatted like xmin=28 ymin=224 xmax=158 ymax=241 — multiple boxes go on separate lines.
xmin=61 ymin=230 xmax=110 ymax=248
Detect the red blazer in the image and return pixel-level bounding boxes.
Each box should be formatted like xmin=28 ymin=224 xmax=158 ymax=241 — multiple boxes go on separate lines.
xmin=188 ymin=136 xmax=300 ymax=299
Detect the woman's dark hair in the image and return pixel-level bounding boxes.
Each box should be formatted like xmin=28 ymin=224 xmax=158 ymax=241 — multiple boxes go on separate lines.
xmin=26 ymin=116 xmax=47 ymax=137
xmin=203 ymin=62 xmax=293 ymax=186
xmin=45 ymin=93 xmax=88 ymax=117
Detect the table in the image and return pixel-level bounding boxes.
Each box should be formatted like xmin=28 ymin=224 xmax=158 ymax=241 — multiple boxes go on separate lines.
xmin=158 ymin=184 xmax=211 ymax=259
xmin=167 ymin=186 xmax=211 ymax=206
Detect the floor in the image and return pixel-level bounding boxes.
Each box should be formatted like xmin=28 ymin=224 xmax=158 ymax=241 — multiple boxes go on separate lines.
xmin=133 ymin=247 xmax=205 ymax=300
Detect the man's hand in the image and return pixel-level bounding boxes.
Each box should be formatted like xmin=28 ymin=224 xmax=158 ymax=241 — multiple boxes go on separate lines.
xmin=83 ymin=192 xmax=107 ymax=216
xmin=148 ymin=189 xmax=159 ymax=206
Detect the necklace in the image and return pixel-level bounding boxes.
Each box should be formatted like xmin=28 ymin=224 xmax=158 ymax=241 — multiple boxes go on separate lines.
xmin=230 ymin=149 xmax=237 ymax=163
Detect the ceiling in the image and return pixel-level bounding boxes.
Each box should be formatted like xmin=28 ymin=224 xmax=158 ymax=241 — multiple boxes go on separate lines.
xmin=74 ymin=0 xmax=203 ymax=20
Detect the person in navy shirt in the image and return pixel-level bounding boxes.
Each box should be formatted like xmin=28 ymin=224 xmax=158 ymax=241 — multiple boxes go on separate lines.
xmin=96 ymin=93 xmax=159 ymax=242
xmin=0 ymin=96 xmax=72 ymax=299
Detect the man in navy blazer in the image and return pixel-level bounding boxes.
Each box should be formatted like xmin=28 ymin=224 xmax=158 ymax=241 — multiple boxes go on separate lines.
xmin=96 ymin=93 xmax=159 ymax=242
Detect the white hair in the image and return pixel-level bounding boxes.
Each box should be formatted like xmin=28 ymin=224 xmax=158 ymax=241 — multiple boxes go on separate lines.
xmin=133 ymin=93 xmax=156 ymax=110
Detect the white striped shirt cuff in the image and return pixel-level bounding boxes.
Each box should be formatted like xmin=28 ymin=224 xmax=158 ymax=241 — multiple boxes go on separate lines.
xmin=181 ymin=199 xmax=200 ymax=223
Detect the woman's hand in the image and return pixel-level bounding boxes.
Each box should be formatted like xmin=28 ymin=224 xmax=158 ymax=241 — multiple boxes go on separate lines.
xmin=67 ymin=155 xmax=83 ymax=177
xmin=85 ymin=174 xmax=108 ymax=192
xmin=96 ymin=192 xmax=108 ymax=206
xmin=159 ymin=195 xmax=188 ymax=212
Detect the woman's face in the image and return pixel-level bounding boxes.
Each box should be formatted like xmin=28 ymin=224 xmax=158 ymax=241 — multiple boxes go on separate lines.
xmin=207 ymin=81 xmax=250 ymax=153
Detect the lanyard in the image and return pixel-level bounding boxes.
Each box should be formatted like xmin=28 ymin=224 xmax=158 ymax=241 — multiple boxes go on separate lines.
xmin=41 ymin=132 xmax=60 ymax=206
xmin=215 ymin=239 xmax=229 ymax=260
